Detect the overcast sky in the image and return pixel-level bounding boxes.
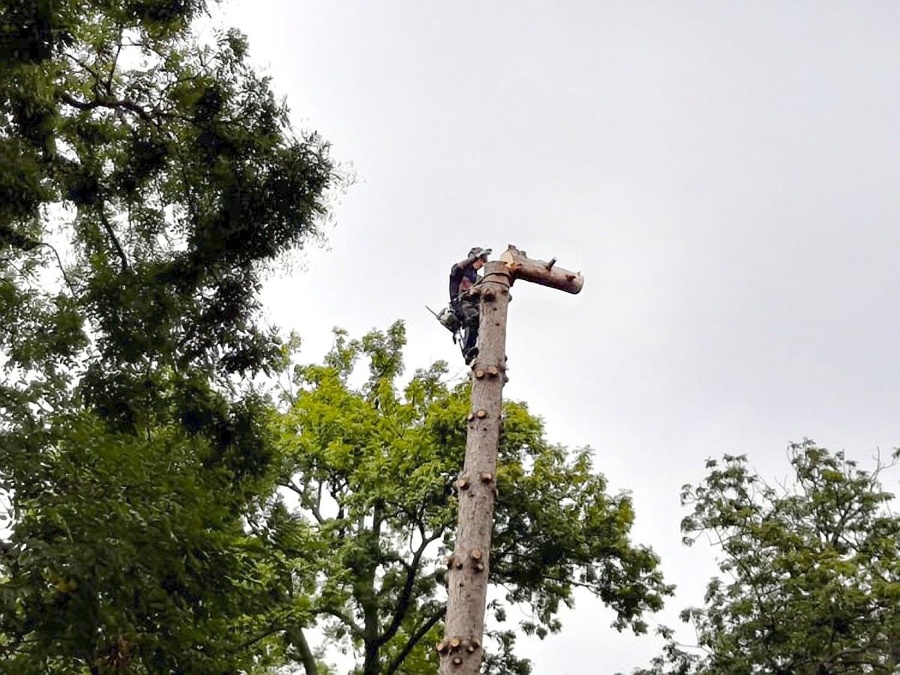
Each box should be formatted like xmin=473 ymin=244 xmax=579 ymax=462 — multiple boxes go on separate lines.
xmin=216 ymin=2 xmax=900 ymax=671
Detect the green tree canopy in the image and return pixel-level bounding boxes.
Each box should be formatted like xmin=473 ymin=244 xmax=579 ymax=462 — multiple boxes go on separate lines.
xmin=1 ymin=0 xmax=333 ymax=423
xmin=631 ymin=442 xmax=900 ymax=675
xmin=0 ymin=412 xmax=290 ymax=674
xmin=255 ymin=322 xmax=672 ymax=674
xmin=1 ymin=1 xmax=334 ymax=671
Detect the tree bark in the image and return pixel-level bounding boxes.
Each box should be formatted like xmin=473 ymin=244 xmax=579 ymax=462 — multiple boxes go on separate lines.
xmin=438 ymin=246 xmax=584 ymax=674
xmin=499 ymin=244 xmax=584 ymax=295
xmin=438 ymin=260 xmax=511 ymax=674
xmin=361 ymin=507 xmax=383 ymax=675
xmin=363 ymin=642 xmax=380 ymax=675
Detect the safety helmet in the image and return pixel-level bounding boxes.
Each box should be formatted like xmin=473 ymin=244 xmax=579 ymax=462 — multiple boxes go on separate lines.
xmin=468 ymin=247 xmax=492 ymax=260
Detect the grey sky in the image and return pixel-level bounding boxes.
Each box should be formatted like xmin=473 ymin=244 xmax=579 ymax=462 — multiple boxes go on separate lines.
xmin=217 ymin=1 xmax=900 ymax=671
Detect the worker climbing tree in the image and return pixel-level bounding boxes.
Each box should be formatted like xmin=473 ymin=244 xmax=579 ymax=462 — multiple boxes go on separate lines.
xmin=448 ymin=246 xmax=492 ymax=364
xmin=437 ymin=244 xmax=584 ymax=674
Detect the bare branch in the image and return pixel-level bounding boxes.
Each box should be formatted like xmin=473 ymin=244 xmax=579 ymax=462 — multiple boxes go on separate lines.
xmin=384 ymin=608 xmax=445 ymax=675
xmin=106 ymin=25 xmax=125 ymax=94
xmin=59 ymin=91 xmax=158 ymax=126
xmin=232 ymin=625 xmax=284 ymax=653
xmin=98 ymin=208 xmax=130 ymax=272
xmin=499 ymin=244 xmax=584 ymax=294
xmin=317 ymin=608 xmax=364 ymax=640
xmin=378 ymin=528 xmax=444 ymax=647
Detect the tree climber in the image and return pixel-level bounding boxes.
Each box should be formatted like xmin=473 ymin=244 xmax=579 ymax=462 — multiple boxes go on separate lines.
xmin=449 ymin=246 xmax=491 ymax=364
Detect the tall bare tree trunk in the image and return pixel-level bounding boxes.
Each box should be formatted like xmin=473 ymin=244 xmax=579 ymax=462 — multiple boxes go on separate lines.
xmin=438 ymin=260 xmax=511 ymax=674
xmin=437 ymin=246 xmax=583 ymax=674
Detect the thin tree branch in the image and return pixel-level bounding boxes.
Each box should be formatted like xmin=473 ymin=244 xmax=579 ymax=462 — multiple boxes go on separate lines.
xmin=384 ymin=608 xmax=446 ymax=675
xmin=98 ymin=208 xmax=130 ymax=272
xmin=59 ymin=91 xmax=158 ymax=125
xmin=106 ymin=25 xmax=125 ymax=94
xmin=35 ymin=241 xmax=79 ymax=299
xmin=317 ymin=608 xmax=364 ymax=640
xmin=286 ymin=626 xmax=319 ymax=675
xmin=279 ymin=479 xmax=326 ymax=525
xmin=377 ymin=528 xmax=443 ymax=648
xmin=232 ymin=625 xmax=283 ymax=653
xmin=62 ymin=52 xmax=103 ymax=85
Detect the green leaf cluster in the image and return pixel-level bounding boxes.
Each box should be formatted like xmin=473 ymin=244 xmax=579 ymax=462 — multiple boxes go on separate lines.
xmin=1 ymin=1 xmax=333 ymax=671
xmin=258 ymin=322 xmax=672 ymax=674
xmin=1 ymin=414 xmax=285 ymax=674
xmin=632 ymin=441 xmax=900 ymax=675
xmin=1 ymin=0 xmax=333 ymax=419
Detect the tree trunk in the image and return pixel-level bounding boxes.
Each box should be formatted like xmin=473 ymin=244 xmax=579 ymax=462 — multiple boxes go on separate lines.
xmin=361 ymin=506 xmax=383 ymax=675
xmin=438 ymin=246 xmax=583 ymax=673
xmin=438 ymin=261 xmax=511 ymax=675
xmin=363 ymin=642 xmax=381 ymax=675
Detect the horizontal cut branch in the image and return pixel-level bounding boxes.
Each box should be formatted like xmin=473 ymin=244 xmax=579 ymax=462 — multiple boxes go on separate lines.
xmin=499 ymin=244 xmax=584 ymax=294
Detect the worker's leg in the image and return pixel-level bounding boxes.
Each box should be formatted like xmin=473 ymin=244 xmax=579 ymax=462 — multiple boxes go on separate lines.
xmin=460 ymin=301 xmax=480 ymax=362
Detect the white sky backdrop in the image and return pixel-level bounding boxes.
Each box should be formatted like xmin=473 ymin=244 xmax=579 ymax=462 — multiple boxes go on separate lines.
xmin=215 ymin=2 xmax=900 ymax=672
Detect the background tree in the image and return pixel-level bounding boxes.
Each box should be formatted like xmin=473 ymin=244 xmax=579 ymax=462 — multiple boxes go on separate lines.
xmin=1 ymin=0 xmax=333 ymax=670
xmin=0 ymin=412 xmax=292 ymax=674
xmin=1 ymin=0 xmax=332 ymax=415
xmin=630 ymin=441 xmax=900 ymax=675
xmin=256 ymin=322 xmax=672 ymax=675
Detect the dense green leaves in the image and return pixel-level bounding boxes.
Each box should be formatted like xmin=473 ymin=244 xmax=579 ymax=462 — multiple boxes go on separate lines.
xmin=1 ymin=414 xmax=284 ymax=674
xmin=1 ymin=1 xmax=333 ymax=671
xmin=631 ymin=442 xmax=900 ymax=675
xmin=258 ymin=323 xmax=672 ymax=674
xmin=1 ymin=0 xmax=333 ymax=405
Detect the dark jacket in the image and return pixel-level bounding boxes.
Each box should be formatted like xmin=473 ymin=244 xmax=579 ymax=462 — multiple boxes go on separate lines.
xmin=449 ymin=257 xmax=479 ymax=303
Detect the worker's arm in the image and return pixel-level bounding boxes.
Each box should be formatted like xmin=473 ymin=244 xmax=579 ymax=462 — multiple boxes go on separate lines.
xmin=449 ymin=255 xmax=478 ymax=301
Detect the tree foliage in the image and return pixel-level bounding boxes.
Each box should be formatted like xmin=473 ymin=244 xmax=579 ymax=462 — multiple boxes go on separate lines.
xmin=1 ymin=0 xmax=332 ymax=408
xmin=632 ymin=442 xmax=900 ymax=675
xmin=0 ymin=413 xmax=288 ymax=674
xmin=0 ymin=0 xmax=333 ymax=671
xmin=255 ymin=322 xmax=672 ymax=674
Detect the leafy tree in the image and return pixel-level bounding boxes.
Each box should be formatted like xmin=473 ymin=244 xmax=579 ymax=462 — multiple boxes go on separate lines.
xmin=255 ymin=322 xmax=672 ymax=675
xmin=631 ymin=442 xmax=900 ymax=675
xmin=1 ymin=0 xmax=333 ymax=670
xmin=1 ymin=0 xmax=332 ymax=414
xmin=0 ymin=412 xmax=290 ymax=674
